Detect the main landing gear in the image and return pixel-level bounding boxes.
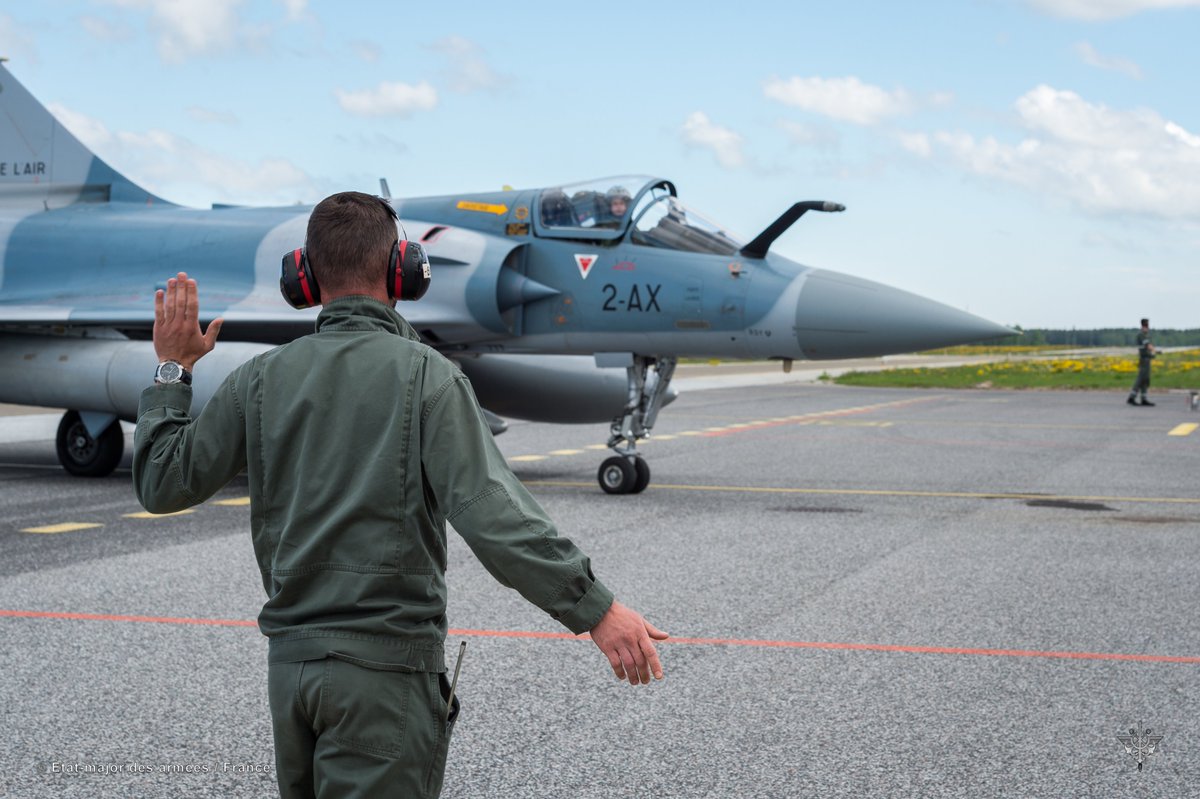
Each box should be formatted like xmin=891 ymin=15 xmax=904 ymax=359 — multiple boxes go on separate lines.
xmin=597 ymin=355 xmax=676 ymax=495
xmin=56 ymin=410 xmax=123 ymax=477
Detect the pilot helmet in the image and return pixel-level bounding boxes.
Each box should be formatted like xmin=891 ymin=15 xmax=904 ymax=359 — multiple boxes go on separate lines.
xmin=606 ymin=186 xmax=632 ymax=218
xmin=606 ymin=185 xmax=632 ymax=203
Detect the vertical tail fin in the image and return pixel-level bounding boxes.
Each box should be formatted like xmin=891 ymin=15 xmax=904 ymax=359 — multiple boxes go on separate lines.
xmin=0 ymin=63 xmax=169 ymax=206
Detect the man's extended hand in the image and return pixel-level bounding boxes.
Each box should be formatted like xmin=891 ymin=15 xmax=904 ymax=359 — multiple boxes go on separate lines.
xmin=153 ymin=271 xmax=223 ymax=370
xmin=588 ymin=600 xmax=668 ymax=686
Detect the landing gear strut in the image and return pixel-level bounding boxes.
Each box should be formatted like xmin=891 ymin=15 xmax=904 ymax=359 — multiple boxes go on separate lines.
xmin=596 ymin=355 xmax=675 ymax=494
xmin=56 ymin=410 xmax=123 ymax=477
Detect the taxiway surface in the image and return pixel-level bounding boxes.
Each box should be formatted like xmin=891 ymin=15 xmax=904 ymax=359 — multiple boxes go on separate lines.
xmin=2 ymin=380 xmax=1198 ymax=797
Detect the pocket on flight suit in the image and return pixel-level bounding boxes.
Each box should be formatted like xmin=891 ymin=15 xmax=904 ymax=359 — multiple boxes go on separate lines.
xmin=424 ymin=671 xmax=461 ymax=798
xmin=321 ymin=652 xmax=417 ymax=758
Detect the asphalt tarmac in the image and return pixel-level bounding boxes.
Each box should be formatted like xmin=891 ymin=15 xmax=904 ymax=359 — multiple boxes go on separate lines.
xmin=1 ymin=379 xmax=1198 ymax=798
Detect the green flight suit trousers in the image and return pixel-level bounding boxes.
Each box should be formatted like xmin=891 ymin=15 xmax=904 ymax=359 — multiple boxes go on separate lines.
xmin=268 ymin=654 xmax=459 ymax=799
xmin=1132 ymin=362 xmax=1151 ymax=395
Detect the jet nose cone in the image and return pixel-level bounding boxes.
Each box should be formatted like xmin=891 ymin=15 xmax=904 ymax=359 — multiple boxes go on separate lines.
xmin=795 ymin=269 xmax=1014 ymax=359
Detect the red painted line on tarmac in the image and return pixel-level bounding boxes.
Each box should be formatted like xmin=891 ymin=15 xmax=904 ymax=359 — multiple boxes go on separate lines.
xmin=659 ymin=636 xmax=1200 ymax=664
xmin=3 ymin=609 xmax=1196 ymax=664
xmin=449 ymin=627 xmax=582 ymax=641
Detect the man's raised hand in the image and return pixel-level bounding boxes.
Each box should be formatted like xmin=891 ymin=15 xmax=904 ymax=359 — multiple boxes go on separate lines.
xmin=153 ymin=271 xmax=223 ymax=370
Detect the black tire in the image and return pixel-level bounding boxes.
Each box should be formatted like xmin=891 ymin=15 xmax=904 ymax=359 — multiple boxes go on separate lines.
xmin=56 ymin=411 xmax=124 ymax=477
xmin=598 ymin=456 xmax=637 ymax=494
xmin=631 ymin=456 xmax=650 ymax=494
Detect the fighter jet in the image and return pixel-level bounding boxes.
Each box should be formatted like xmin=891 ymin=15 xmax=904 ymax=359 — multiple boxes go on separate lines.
xmin=0 ymin=64 xmax=1012 ymax=493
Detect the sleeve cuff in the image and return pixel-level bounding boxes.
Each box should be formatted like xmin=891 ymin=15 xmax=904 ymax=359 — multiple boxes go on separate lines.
xmin=555 ymin=578 xmax=615 ymax=635
xmin=138 ymin=383 xmax=193 ymax=415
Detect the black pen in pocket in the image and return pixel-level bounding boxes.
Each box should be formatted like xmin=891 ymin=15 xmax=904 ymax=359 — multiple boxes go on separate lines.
xmin=444 ymin=641 xmax=466 ymax=727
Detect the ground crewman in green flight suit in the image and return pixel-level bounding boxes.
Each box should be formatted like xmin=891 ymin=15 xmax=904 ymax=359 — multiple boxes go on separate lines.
xmin=133 ymin=191 xmax=667 ymax=798
xmin=1127 ymin=317 xmax=1156 ymax=407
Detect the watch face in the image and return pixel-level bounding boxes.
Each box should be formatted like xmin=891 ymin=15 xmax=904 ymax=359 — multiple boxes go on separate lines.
xmin=157 ymin=362 xmax=182 ymax=382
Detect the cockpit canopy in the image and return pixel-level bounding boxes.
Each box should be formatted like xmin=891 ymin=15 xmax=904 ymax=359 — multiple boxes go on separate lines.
xmin=535 ymin=175 xmax=744 ymax=256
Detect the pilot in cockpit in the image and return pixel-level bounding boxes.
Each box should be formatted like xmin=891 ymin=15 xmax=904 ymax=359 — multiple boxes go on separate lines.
xmin=598 ymin=185 xmax=631 ymax=228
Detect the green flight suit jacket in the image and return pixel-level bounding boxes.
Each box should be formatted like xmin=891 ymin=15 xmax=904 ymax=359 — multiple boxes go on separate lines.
xmin=1137 ymin=331 xmax=1155 ymax=366
xmin=133 ymin=296 xmax=613 ymax=670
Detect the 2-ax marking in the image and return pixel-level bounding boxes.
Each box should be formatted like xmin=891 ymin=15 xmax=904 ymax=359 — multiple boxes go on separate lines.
xmin=602 ymin=283 xmax=661 ymax=312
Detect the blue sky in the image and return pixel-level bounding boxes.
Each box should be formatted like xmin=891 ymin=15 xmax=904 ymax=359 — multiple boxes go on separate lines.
xmin=2 ymin=0 xmax=1198 ymax=329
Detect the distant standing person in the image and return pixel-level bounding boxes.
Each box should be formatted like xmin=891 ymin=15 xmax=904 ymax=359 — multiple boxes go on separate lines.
xmin=1127 ymin=317 xmax=1156 ymax=406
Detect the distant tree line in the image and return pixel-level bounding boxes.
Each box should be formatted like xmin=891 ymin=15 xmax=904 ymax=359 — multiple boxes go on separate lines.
xmin=995 ymin=327 xmax=1200 ymax=347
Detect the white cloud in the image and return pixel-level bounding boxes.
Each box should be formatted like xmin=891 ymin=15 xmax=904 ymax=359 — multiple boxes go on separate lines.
xmin=335 ymin=81 xmax=438 ymax=117
xmin=98 ymin=0 xmax=306 ymax=63
xmin=429 ymin=36 xmax=509 ymax=93
xmin=897 ymin=131 xmax=933 ymax=157
xmin=764 ymin=76 xmax=914 ymax=125
xmin=924 ymin=86 xmax=1200 ymax=219
xmin=106 ymin=0 xmax=246 ymax=63
xmin=1074 ymin=42 xmax=1142 ymax=78
xmin=1027 ymin=0 xmax=1200 ymax=19
xmin=1165 ymin=121 xmax=1200 ymax=147
xmin=680 ymin=112 xmax=746 ymax=169
xmin=48 ymin=102 xmax=315 ymax=206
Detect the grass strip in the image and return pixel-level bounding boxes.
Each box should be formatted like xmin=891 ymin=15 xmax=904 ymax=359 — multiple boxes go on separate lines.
xmin=831 ymin=350 xmax=1200 ymax=390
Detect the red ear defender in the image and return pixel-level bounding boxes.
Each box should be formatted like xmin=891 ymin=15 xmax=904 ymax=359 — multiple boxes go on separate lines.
xmin=389 ymin=239 xmax=431 ymax=301
xmin=280 ymin=248 xmax=322 ymax=309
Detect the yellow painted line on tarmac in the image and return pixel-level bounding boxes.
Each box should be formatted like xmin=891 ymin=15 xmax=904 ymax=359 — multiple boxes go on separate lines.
xmin=214 ymin=497 xmax=251 ymax=506
xmin=509 ymin=455 xmax=547 ymax=462
xmin=584 ymin=444 xmax=609 ymax=450
xmin=650 ymin=434 xmax=677 ymax=441
xmin=705 ymin=396 xmax=944 ymax=438
xmin=524 ymin=480 xmax=1200 ymax=506
xmin=123 ymin=509 xmax=196 ymax=519
xmin=814 ymin=420 xmax=894 ymax=428
xmin=1168 ymin=423 xmax=1198 ymax=437
xmin=549 ymin=449 xmax=584 ymax=456
xmin=679 ymin=431 xmax=705 ymax=436
xmin=20 ymin=522 xmax=103 ymax=534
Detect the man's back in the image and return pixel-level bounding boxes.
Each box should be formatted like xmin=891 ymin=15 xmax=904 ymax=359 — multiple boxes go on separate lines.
xmin=135 ymin=296 xmax=617 ymax=670
xmin=238 ymin=298 xmax=452 ymax=666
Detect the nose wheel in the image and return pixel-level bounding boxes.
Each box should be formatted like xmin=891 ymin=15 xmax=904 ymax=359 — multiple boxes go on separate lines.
xmin=598 ymin=455 xmax=650 ymax=495
xmin=598 ymin=355 xmax=674 ymax=494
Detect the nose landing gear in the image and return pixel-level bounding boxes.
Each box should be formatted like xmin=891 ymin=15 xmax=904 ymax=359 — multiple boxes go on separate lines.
xmin=598 ymin=454 xmax=650 ymax=495
xmin=596 ymin=355 xmax=675 ymax=494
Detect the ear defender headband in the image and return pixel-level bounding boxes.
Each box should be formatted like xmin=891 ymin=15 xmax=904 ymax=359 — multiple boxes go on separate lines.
xmin=279 ymin=197 xmax=431 ymax=309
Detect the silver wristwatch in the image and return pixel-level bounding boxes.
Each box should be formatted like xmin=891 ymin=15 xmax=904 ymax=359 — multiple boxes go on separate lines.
xmin=154 ymin=360 xmax=192 ymax=385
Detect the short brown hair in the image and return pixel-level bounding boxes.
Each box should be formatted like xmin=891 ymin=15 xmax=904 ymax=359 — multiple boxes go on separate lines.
xmin=305 ymin=192 xmax=398 ymax=293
